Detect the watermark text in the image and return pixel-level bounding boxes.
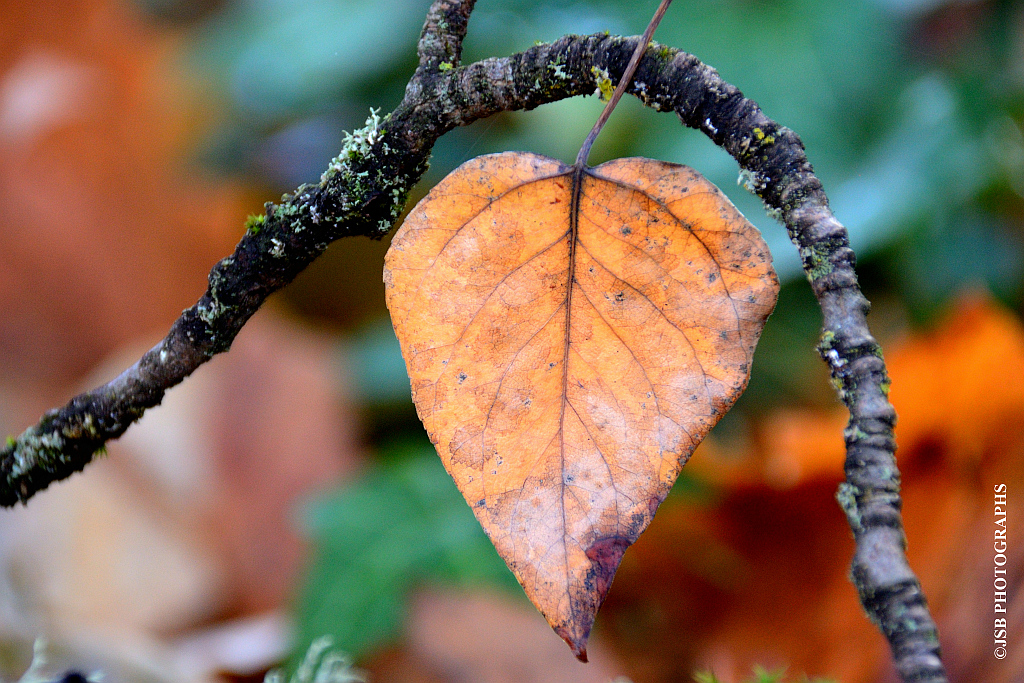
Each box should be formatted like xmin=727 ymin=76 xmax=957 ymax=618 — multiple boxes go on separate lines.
xmin=994 ymin=483 xmax=1008 ymax=660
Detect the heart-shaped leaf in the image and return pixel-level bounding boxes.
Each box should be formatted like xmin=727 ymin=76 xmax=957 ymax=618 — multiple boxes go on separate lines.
xmin=384 ymin=152 xmax=778 ymax=659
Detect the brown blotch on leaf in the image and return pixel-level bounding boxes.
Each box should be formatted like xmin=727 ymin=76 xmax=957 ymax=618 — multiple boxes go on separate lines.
xmin=586 ymin=534 xmax=631 ymax=602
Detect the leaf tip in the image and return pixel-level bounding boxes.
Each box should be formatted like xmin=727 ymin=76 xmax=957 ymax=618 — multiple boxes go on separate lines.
xmin=552 ymin=535 xmax=634 ymax=662
xmin=556 ymin=629 xmax=589 ymax=662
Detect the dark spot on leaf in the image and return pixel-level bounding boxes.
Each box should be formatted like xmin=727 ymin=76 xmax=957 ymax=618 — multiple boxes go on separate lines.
xmin=458 ymin=371 xmax=468 ymax=383
xmin=621 ymin=226 xmax=632 ymax=236
xmin=647 ymin=495 xmax=661 ymax=517
xmin=584 ymin=535 xmax=631 ymax=610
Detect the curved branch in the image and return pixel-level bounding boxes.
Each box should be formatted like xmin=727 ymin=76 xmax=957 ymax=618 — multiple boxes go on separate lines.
xmin=0 ymin=11 xmax=945 ymax=681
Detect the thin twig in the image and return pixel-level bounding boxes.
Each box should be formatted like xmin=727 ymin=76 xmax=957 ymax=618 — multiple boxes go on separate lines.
xmin=414 ymin=0 xmax=477 ymax=74
xmin=575 ymin=0 xmax=672 ymax=167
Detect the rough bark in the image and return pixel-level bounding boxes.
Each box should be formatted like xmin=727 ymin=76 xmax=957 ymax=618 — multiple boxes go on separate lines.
xmin=1 ymin=1 xmax=946 ymax=680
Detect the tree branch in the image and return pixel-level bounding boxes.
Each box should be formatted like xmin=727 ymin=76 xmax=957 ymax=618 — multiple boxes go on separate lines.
xmin=414 ymin=0 xmax=477 ymax=73
xmin=1 ymin=4 xmax=945 ymax=679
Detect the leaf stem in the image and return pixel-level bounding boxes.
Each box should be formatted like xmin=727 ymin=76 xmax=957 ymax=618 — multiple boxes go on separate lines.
xmin=574 ymin=0 xmax=673 ymax=168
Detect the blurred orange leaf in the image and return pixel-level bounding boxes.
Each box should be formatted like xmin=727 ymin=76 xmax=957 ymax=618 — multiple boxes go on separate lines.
xmin=694 ymin=294 xmax=1024 ymax=491
xmin=887 ymin=294 xmax=1024 ymax=469
xmin=610 ymin=294 xmax=1024 ymax=681
xmin=384 ymin=152 xmax=778 ymax=658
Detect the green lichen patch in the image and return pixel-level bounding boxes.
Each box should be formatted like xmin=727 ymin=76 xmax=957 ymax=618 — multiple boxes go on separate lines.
xmin=737 ymin=168 xmax=768 ymax=197
xmin=843 ymin=424 xmax=870 ymax=442
xmin=590 ymin=65 xmax=613 ymax=101
xmin=829 ymin=371 xmax=857 ymax=404
xmin=61 ymin=413 xmax=99 ymax=441
xmin=799 ymin=242 xmax=835 ymax=281
xmin=548 ymin=62 xmax=569 ymax=80
xmin=752 ymin=127 xmax=776 ymax=145
xmin=755 ymin=199 xmax=779 ymax=220
xmin=836 ymin=482 xmax=863 ymax=533
xmin=245 ymin=213 xmax=266 ymax=235
xmin=8 ymin=428 xmax=66 ymax=479
xmin=197 ymin=298 xmax=226 ymax=328
xmin=817 ymin=329 xmax=850 ymax=377
xmin=818 ymin=329 xmax=837 ymax=350
xmin=269 ymin=238 xmax=286 ymax=258
xmin=322 ymin=108 xmax=386 ymax=183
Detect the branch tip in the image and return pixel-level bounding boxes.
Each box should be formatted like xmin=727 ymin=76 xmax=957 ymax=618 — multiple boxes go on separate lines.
xmin=416 ymin=0 xmax=478 ymax=74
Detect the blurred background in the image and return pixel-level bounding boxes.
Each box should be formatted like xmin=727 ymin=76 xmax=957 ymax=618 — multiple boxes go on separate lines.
xmin=0 ymin=0 xmax=1022 ymax=681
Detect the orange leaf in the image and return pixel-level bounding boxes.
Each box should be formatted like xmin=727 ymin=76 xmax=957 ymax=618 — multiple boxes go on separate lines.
xmin=384 ymin=152 xmax=779 ymax=659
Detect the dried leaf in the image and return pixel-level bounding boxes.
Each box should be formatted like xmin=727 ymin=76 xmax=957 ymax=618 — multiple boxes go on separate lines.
xmin=384 ymin=152 xmax=778 ymax=658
